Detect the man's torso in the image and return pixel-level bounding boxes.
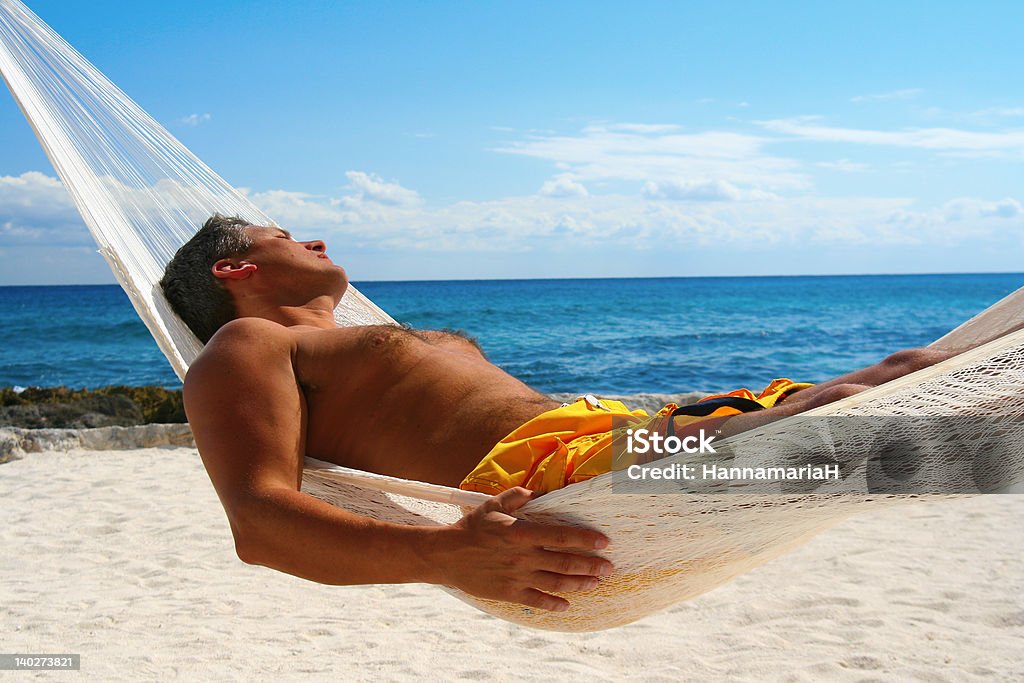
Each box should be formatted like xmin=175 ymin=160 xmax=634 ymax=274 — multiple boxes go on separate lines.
xmin=285 ymin=324 xmax=558 ymax=487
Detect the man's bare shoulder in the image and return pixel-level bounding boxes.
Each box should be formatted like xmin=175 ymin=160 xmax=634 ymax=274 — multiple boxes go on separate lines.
xmin=185 ymin=318 xmax=297 ymax=388
xmin=182 ymin=318 xmax=314 ymax=513
xmin=182 ymin=319 xmax=308 ymax=486
xmin=210 ymin=316 xmax=296 ymax=346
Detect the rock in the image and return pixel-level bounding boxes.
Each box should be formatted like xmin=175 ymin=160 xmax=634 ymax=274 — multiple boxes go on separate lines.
xmin=0 ymin=423 xmax=195 ymax=462
xmin=0 ymin=386 xmax=185 ymax=429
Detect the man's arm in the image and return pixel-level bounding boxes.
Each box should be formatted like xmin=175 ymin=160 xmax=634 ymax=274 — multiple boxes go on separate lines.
xmin=184 ymin=319 xmax=611 ymax=611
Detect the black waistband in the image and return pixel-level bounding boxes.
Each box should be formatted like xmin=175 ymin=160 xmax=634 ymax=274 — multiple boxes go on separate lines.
xmin=670 ymin=395 xmax=765 ymax=417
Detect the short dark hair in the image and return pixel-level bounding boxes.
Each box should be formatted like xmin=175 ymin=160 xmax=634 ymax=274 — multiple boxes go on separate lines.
xmin=159 ymin=214 xmax=254 ymax=343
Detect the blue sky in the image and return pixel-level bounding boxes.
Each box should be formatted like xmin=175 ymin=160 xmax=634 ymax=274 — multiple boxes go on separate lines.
xmin=1 ymin=0 xmax=1022 ymax=284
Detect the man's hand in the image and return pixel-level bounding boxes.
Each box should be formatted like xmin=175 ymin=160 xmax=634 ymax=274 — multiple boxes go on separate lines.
xmin=431 ymin=487 xmax=613 ymax=612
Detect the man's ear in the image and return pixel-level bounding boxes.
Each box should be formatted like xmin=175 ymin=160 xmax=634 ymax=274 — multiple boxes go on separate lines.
xmin=212 ymin=258 xmax=257 ymax=281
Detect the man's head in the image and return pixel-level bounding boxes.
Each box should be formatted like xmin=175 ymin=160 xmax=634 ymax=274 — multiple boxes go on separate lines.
xmin=160 ymin=214 xmax=254 ymax=343
xmin=160 ymin=214 xmax=346 ymax=342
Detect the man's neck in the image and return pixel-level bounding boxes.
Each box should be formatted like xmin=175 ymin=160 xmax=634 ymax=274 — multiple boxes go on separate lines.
xmin=237 ymin=296 xmax=340 ymax=330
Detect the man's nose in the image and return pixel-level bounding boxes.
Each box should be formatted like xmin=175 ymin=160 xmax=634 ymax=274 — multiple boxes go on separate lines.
xmin=302 ymin=240 xmax=326 ymax=253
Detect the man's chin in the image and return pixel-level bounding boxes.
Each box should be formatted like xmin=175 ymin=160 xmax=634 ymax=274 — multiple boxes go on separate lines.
xmin=332 ymin=266 xmax=350 ymax=300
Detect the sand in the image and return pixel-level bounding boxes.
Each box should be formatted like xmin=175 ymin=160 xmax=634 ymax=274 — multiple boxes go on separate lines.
xmin=2 ymin=439 xmax=1023 ymax=681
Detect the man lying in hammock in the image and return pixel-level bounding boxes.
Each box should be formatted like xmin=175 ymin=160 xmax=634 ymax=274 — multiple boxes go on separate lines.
xmin=160 ymin=214 xmax=964 ymax=613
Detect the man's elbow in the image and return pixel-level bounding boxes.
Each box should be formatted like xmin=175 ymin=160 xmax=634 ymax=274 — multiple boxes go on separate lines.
xmin=229 ymin=519 xmax=266 ymax=566
xmin=224 ymin=496 xmax=278 ymax=567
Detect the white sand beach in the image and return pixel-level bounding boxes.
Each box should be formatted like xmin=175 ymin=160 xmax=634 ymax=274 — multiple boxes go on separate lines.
xmin=2 ymin=432 xmax=1023 ymax=681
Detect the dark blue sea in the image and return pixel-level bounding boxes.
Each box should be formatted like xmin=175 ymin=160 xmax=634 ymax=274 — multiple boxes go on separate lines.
xmin=1 ymin=273 xmax=1021 ymax=394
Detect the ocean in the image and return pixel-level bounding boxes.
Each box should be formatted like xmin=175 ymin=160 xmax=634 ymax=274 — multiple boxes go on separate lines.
xmin=0 ymin=273 xmax=1021 ymax=394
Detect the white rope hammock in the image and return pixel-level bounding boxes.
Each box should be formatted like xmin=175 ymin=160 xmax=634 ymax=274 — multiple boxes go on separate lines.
xmin=3 ymin=0 xmax=1023 ymax=632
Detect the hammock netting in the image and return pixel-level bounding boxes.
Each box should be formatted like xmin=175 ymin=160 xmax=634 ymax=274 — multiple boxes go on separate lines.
xmin=3 ymin=0 xmax=1023 ymax=632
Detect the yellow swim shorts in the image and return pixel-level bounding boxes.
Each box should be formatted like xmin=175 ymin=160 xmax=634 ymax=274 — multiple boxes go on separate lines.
xmin=458 ymin=378 xmax=813 ymax=495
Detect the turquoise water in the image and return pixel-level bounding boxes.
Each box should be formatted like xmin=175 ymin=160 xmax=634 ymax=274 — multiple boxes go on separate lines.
xmin=0 ymin=273 xmax=1021 ymax=393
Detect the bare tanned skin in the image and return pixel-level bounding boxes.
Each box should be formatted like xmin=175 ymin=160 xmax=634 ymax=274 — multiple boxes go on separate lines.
xmin=183 ymin=225 xmax=981 ymax=611
xmin=185 ymin=226 xmax=610 ymax=612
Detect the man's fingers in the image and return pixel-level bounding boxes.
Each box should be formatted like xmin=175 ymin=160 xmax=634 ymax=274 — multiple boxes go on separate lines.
xmin=476 ymin=489 xmax=610 ymax=552
xmin=531 ymin=570 xmax=602 ymax=594
xmin=481 ymin=486 xmax=535 ymax=516
xmin=519 ymin=588 xmax=570 ymax=613
xmin=452 ymin=490 xmax=616 ymax=612
xmin=514 ymin=519 xmax=610 ymax=551
xmin=533 ymin=549 xmax=613 ymax=578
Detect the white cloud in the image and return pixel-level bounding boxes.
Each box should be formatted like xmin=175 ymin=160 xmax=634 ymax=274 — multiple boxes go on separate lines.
xmin=493 ymin=124 xmax=808 ymax=191
xmin=4 ymin=98 xmax=1024 ymax=283
xmin=3 ymin=167 xmax=1019 ymax=261
xmin=882 ymin=196 xmax=1024 ymax=245
xmin=0 ymin=171 xmax=88 ymax=246
xmin=341 ymin=171 xmax=422 ymax=208
xmin=643 ymin=178 xmax=744 ymax=201
xmin=966 ymin=106 xmax=1024 ymax=120
xmin=234 ymin=169 xmax=1018 ymax=254
xmin=247 ymin=189 xmax=352 ymax=227
xmin=920 ymin=105 xmax=1024 ymax=127
xmin=246 ymin=174 xmax=1024 ymax=258
xmin=539 ymin=175 xmax=588 ymax=198
xmin=759 ymin=118 xmax=1024 ymax=157
xmin=178 ymin=113 xmax=211 ymax=126
xmin=979 ymin=197 xmax=1021 ymax=219
xmin=850 ymin=88 xmax=923 ymax=103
